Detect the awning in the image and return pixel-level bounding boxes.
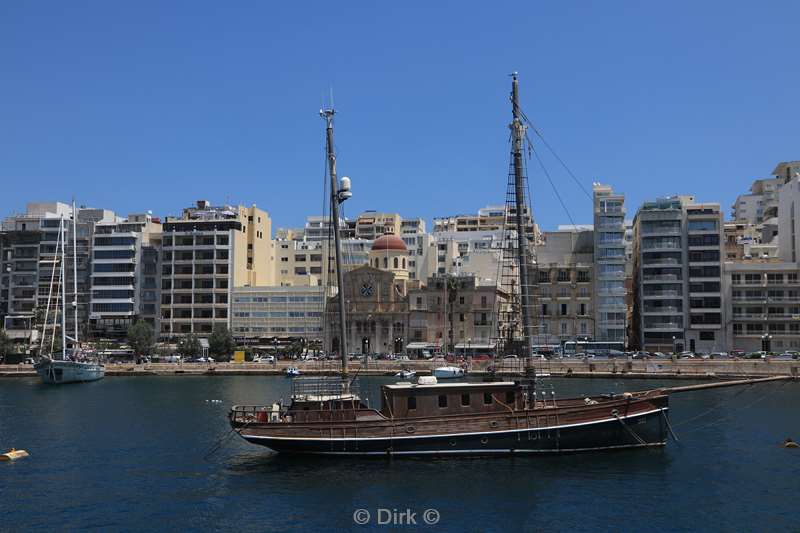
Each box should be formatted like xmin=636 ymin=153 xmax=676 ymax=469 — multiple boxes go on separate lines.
xmin=454 ymin=342 xmax=496 ymax=349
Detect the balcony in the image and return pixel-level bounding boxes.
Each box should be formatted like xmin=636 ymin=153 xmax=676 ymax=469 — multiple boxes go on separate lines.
xmin=643 ymin=306 xmax=682 ymax=314
xmin=643 ymin=322 xmax=683 ymax=331
xmin=643 ymin=290 xmax=682 ymax=298
xmin=642 ymin=274 xmax=682 ymax=283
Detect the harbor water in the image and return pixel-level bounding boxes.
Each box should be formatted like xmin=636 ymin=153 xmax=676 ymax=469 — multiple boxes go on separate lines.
xmin=0 ymin=376 xmax=798 ymax=532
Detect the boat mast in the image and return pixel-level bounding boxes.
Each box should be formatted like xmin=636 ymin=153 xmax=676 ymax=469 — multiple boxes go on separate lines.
xmin=509 ymin=73 xmax=533 ymax=365
xmin=72 ymin=200 xmax=79 ymax=345
xmin=321 ymin=107 xmax=349 ymax=376
xmin=60 ymin=216 xmax=67 ymax=359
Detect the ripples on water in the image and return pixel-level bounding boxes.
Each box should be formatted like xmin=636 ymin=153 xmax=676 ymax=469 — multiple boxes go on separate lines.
xmin=1 ymin=376 xmax=798 ymax=532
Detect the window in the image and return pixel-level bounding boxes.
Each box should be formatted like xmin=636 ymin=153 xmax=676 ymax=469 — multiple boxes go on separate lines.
xmin=438 ymin=395 xmax=448 ymax=408
xmin=407 ymin=397 xmax=417 ymax=410
xmin=393 ymin=257 xmax=398 ymax=268
xmin=538 ymin=271 xmax=550 ymax=283
xmin=699 ymin=331 xmax=715 ymax=341
xmin=560 ymin=303 xmax=568 ymax=316
xmin=461 ymin=394 xmax=471 ymax=406
xmin=557 ymin=270 xmax=570 ymax=282
xmin=483 ymin=393 xmax=493 ymax=405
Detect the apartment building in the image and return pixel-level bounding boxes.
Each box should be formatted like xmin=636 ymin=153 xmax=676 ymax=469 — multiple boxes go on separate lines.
xmin=273 ymin=237 xmax=373 ymax=287
xmin=724 ymin=261 xmax=800 ymax=353
xmin=408 ymin=273 xmax=506 ymax=356
xmin=536 ymin=228 xmax=594 ymax=346
xmin=632 ymin=196 xmax=725 ymax=352
xmin=1 ymin=202 xmax=116 ymax=345
xmin=159 ymin=201 xmax=273 ymax=337
xmin=89 ymin=213 xmax=162 ymax=338
xmin=592 ymin=183 xmax=628 ymax=344
xmin=231 ymin=285 xmax=325 ymax=343
xmin=732 ymin=177 xmax=782 ymax=224
xmin=433 ymin=204 xmax=541 ymax=243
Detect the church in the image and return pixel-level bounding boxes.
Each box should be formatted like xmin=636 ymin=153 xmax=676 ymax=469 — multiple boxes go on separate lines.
xmin=326 ymin=234 xmax=413 ymax=355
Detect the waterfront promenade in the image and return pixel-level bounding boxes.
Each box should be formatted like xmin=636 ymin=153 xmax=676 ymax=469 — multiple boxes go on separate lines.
xmin=2 ymin=357 xmax=797 ymax=379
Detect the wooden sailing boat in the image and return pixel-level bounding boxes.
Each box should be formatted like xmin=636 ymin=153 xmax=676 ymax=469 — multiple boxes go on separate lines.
xmin=34 ymin=202 xmax=105 ymax=384
xmin=229 ymin=76 xmax=670 ymax=455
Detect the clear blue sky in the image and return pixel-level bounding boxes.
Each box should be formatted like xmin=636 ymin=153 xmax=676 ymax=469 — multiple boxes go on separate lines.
xmin=2 ymin=1 xmax=798 ymax=231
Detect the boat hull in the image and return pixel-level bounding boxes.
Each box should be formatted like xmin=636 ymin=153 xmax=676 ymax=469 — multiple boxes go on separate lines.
xmin=34 ymin=360 xmax=105 ymax=384
xmin=236 ymin=406 xmax=668 ymax=456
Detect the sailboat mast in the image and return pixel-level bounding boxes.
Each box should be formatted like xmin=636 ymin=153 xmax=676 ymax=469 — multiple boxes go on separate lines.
xmin=321 ymin=107 xmax=349 ymax=376
xmin=72 ymin=201 xmax=79 ymax=344
xmin=510 ymin=73 xmax=533 ymax=362
xmin=60 ymin=216 xmax=67 ymax=359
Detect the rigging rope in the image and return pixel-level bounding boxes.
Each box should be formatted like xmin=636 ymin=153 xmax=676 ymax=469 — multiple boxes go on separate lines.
xmin=518 ymin=107 xmax=592 ymax=200
xmin=531 ymin=146 xmax=578 ymax=229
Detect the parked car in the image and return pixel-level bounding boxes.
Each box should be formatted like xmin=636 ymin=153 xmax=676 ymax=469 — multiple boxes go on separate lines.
xmin=502 ymin=354 xmax=519 ymax=360
xmin=253 ymin=354 xmax=276 ymax=363
xmin=679 ymin=351 xmax=695 ymax=359
xmin=397 ymin=355 xmax=410 ymax=361
xmin=470 ymin=354 xmax=492 ymax=361
xmin=23 ymin=357 xmax=35 ymax=365
xmin=709 ymin=352 xmax=730 ymax=359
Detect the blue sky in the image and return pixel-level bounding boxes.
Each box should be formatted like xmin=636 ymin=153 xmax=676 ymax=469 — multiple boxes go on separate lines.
xmin=2 ymin=1 xmax=798 ymax=231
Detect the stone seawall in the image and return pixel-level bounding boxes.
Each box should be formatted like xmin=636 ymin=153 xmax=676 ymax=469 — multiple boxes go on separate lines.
xmin=1 ymin=358 xmax=798 ymax=378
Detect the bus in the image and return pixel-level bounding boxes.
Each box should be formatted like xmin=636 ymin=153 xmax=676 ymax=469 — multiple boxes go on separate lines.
xmin=562 ymin=341 xmax=625 ymax=357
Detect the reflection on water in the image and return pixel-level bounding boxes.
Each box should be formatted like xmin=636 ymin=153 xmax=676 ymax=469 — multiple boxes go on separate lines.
xmin=1 ymin=376 xmax=798 ymax=532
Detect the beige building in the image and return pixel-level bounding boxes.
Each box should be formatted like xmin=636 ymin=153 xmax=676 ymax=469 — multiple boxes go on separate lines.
xmin=724 ymin=261 xmax=800 ymax=353
xmin=536 ymin=228 xmax=595 ymax=346
xmin=160 ymin=200 xmax=274 ymax=336
xmin=408 ymin=274 xmax=506 ymax=356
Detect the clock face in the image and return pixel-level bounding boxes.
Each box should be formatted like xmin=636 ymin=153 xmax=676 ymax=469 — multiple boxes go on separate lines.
xmin=360 ymin=283 xmax=374 ymax=297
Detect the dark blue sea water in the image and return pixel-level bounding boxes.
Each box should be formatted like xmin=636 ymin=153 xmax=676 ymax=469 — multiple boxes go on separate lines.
xmin=1 ymin=376 xmax=798 ymax=532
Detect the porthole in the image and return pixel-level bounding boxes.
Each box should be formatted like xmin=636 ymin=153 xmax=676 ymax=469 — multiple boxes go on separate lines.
xmin=406 ymin=425 xmax=416 ymax=434
xmin=480 ymin=437 xmax=488 ymax=445
xmin=449 ymin=439 xmax=457 ymax=447
xmin=489 ymin=420 xmax=500 ymax=429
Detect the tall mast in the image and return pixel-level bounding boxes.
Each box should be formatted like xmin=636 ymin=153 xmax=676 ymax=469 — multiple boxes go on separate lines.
xmin=321 ymin=107 xmax=349 ymax=376
xmin=72 ymin=200 xmax=79 ymax=344
xmin=60 ymin=216 xmax=67 ymax=359
xmin=510 ymin=73 xmax=533 ymax=364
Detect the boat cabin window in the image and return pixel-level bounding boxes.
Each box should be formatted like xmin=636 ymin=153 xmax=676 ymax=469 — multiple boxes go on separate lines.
xmin=484 ymin=392 xmax=493 ymax=405
xmin=407 ymin=396 xmax=417 ymax=410
xmin=505 ymin=391 xmax=515 ymax=404
xmin=438 ymin=395 xmax=447 ymax=408
xmin=461 ymin=394 xmax=470 ymax=406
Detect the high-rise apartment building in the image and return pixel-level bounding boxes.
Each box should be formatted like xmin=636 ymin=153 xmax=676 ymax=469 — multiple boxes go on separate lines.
xmin=159 ymin=200 xmax=273 ymax=337
xmin=89 ymin=213 xmax=162 ymax=337
xmin=592 ymin=184 xmax=628 ymax=344
xmin=632 ymin=196 xmax=724 ymax=352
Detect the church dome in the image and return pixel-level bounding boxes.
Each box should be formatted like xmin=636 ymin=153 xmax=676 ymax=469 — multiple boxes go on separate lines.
xmin=371 ymin=234 xmax=407 ymax=252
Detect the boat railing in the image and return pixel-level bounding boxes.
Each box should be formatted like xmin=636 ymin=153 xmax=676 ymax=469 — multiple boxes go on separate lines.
xmin=291 ymin=376 xmax=360 ymax=399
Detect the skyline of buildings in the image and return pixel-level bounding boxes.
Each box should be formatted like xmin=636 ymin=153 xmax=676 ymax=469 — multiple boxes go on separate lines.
xmin=2 ymin=159 xmax=799 ymax=354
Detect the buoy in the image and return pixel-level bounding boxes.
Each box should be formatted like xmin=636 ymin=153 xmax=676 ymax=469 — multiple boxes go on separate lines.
xmin=1 ymin=448 xmax=30 ymax=461
xmin=784 ymin=438 xmax=799 ymax=449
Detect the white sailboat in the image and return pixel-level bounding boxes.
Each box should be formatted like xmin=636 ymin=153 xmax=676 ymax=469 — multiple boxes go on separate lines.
xmin=34 ymin=203 xmax=105 ymax=384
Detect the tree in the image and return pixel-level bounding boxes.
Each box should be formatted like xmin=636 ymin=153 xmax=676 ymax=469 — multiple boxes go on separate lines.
xmin=0 ymin=329 xmax=13 ymax=361
xmin=177 ymin=334 xmax=202 ymax=358
xmin=208 ymin=324 xmax=235 ymax=358
xmin=127 ymin=320 xmax=154 ymax=356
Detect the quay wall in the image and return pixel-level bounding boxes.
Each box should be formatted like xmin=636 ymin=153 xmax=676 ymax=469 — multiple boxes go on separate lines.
xmin=1 ymin=358 xmax=798 ymax=378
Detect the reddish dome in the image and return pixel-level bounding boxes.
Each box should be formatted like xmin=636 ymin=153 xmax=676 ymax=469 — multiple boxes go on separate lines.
xmin=371 ymin=234 xmax=407 ymax=252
